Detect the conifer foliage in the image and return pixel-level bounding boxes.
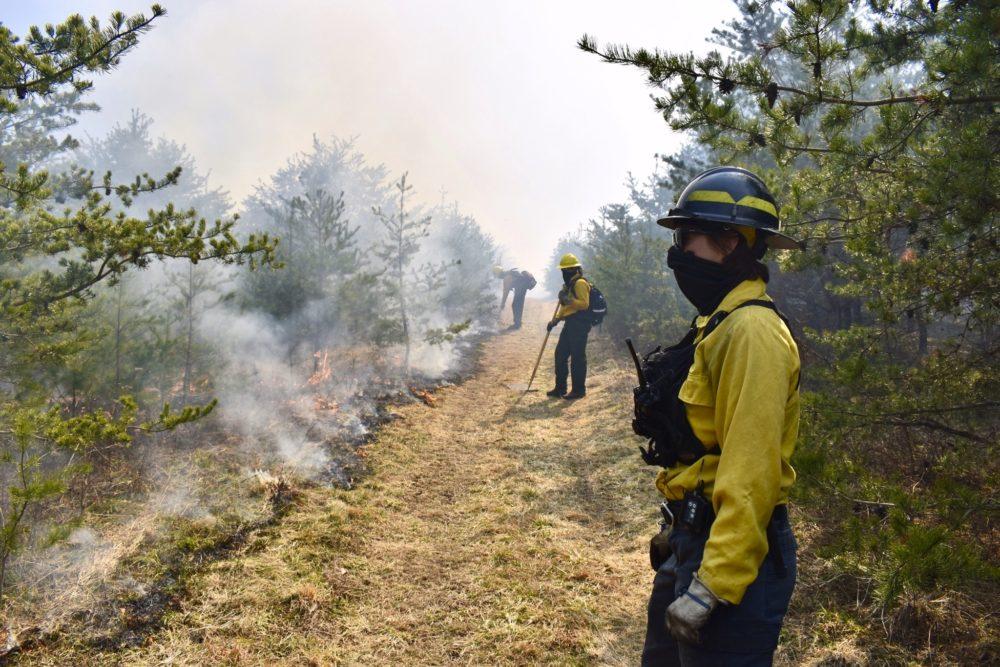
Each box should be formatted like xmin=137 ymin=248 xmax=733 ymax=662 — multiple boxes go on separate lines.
xmin=580 ymin=0 xmax=998 ymax=630
xmin=238 ymin=140 xmax=497 ymax=378
xmin=0 ymin=8 xmax=275 ymax=601
xmin=0 ymin=9 xmax=497 ymax=612
xmin=582 ymin=179 xmax=690 ymax=343
xmin=373 ymin=173 xmax=433 ymax=373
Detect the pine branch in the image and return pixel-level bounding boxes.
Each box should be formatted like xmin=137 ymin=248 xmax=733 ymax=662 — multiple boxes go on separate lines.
xmin=0 ymin=7 xmax=165 ymax=97
xmin=578 ymin=35 xmax=1000 ymax=108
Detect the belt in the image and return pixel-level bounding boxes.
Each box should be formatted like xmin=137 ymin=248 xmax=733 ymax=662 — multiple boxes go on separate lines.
xmin=660 ymin=501 xmax=789 ymax=578
xmin=663 ymin=500 xmax=788 ymax=527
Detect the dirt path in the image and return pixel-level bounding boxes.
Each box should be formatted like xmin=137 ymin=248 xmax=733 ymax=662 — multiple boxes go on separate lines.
xmin=35 ymin=300 xmax=656 ymax=665
xmin=304 ymin=300 xmax=652 ymax=664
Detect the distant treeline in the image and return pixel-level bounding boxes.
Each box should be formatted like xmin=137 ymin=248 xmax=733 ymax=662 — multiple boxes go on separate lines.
xmin=0 ymin=11 xmax=498 ymax=605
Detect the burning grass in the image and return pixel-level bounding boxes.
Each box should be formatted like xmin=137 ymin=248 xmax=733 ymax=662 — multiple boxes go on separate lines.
xmin=2 ymin=334 xmax=476 ymax=662
xmin=9 ymin=301 xmax=655 ymax=664
xmin=1 ymin=443 xmax=292 ymax=661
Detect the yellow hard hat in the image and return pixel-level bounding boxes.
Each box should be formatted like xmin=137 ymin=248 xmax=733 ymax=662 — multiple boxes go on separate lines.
xmin=492 ymin=265 xmax=504 ymax=277
xmin=558 ymin=253 xmax=582 ymax=269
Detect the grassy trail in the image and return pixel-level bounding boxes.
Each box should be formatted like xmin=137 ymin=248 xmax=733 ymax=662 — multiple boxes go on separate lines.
xmin=14 ymin=300 xmax=987 ymax=666
xmin=87 ymin=299 xmax=654 ymax=665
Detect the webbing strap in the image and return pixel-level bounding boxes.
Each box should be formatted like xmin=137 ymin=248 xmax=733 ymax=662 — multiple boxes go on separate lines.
xmin=703 ymin=299 xmax=784 ymax=338
xmin=699 ymin=299 xmax=800 ymax=389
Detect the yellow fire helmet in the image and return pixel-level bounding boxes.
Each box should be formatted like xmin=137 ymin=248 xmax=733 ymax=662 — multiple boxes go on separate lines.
xmin=492 ymin=265 xmax=504 ymax=277
xmin=558 ymin=253 xmax=582 ymax=269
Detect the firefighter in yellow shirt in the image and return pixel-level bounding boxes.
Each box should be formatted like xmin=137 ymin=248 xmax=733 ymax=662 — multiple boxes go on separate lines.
xmin=546 ymin=254 xmax=592 ymax=400
xmin=494 ymin=265 xmax=537 ymax=330
xmin=635 ymin=167 xmax=803 ymax=666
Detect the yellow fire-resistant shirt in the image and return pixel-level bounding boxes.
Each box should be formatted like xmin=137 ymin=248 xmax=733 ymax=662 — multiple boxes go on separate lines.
xmin=555 ymin=278 xmax=590 ymax=320
xmin=655 ymin=278 xmax=800 ymax=604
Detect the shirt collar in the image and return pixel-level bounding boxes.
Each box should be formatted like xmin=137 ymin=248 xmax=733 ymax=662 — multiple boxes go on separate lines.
xmin=694 ymin=278 xmax=769 ymax=329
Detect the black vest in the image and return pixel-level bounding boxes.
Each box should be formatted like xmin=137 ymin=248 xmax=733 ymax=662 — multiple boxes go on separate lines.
xmin=632 ymin=299 xmax=792 ymax=468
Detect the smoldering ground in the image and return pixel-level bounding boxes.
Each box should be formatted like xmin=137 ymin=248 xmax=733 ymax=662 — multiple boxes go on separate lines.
xmin=2 ymin=119 xmax=499 ymax=645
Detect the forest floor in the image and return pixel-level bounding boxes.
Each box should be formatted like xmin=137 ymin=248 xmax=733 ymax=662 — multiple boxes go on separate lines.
xmin=12 ymin=299 xmax=953 ymax=665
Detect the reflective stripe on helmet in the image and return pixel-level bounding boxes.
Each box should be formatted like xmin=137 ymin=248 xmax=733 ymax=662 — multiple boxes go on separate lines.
xmin=656 ymin=166 xmax=802 ymax=249
xmin=686 ymin=190 xmax=778 ymax=217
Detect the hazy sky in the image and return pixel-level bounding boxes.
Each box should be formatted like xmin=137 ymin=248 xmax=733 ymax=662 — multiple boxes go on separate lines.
xmin=8 ymin=0 xmax=736 ymax=275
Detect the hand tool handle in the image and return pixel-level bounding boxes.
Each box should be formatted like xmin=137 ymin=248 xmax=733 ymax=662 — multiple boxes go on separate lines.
xmin=525 ymin=302 xmax=562 ymax=392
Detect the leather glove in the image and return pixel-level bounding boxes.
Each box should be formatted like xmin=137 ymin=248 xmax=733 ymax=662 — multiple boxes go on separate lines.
xmin=666 ymin=573 xmax=722 ymax=644
xmin=558 ymin=291 xmax=571 ymax=305
xmin=546 ymin=319 xmax=557 ymax=332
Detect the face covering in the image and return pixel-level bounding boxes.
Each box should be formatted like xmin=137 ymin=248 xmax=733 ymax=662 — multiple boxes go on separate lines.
xmin=667 ymin=245 xmax=753 ymax=315
xmin=561 ymin=268 xmax=579 ymax=285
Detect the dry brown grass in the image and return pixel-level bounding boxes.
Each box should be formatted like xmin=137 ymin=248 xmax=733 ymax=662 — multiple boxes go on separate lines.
xmin=12 ymin=300 xmax=658 ymax=665
xmin=14 ymin=298 xmax=987 ymax=665
xmin=126 ymin=300 xmax=649 ymax=665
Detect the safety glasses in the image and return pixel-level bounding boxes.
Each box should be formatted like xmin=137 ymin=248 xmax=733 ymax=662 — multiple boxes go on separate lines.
xmin=672 ymin=224 xmax=738 ymax=249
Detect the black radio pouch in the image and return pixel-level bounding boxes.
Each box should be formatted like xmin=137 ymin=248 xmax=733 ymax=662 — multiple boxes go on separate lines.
xmin=629 ymin=300 xmax=796 ymax=470
xmin=679 ymin=485 xmax=713 ymax=534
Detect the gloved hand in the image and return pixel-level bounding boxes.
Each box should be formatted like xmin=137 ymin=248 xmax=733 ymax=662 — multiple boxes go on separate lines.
xmin=558 ymin=289 xmax=571 ymax=305
xmin=666 ymin=573 xmax=722 ymax=644
xmin=546 ymin=319 xmax=558 ymax=332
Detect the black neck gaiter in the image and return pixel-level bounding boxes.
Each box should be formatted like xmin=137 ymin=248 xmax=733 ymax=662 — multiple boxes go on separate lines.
xmin=667 ymin=245 xmax=754 ymax=315
xmin=562 ymin=268 xmax=579 ymax=285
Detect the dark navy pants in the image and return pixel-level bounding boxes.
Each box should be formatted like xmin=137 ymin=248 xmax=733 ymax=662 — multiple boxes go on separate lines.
xmin=641 ymin=511 xmax=797 ymax=666
xmin=511 ymin=287 xmax=527 ymax=327
xmin=554 ymin=317 xmax=590 ymax=393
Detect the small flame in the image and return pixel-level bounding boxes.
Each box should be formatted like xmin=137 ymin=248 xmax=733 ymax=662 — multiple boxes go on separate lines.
xmin=314 ymin=396 xmax=339 ymax=412
xmin=307 ymin=350 xmax=333 ymax=386
xmin=410 ymin=387 xmax=437 ymax=406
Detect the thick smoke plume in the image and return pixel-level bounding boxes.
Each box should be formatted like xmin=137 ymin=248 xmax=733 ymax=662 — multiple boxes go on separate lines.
xmin=5 ymin=114 xmax=499 ymax=634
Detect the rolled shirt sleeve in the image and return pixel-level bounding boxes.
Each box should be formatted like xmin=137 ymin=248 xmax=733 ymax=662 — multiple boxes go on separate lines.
xmin=697 ymin=309 xmax=797 ymax=604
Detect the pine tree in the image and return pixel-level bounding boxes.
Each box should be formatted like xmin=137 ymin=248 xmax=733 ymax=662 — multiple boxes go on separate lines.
xmin=241 ymin=186 xmax=367 ymax=368
xmin=238 ymin=136 xmax=391 ymax=363
xmin=164 ymin=262 xmax=231 ymax=405
xmin=0 ymin=8 xmax=275 ymax=601
xmin=432 ymin=203 xmax=497 ymax=327
xmin=580 ymin=0 xmax=999 ymax=609
xmin=373 ymin=173 xmax=432 ymax=375
xmin=578 ymin=172 xmax=691 ymax=343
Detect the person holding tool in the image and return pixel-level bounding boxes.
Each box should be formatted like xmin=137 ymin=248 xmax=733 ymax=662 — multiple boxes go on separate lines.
xmin=546 ymin=253 xmax=592 ymax=399
xmin=494 ymin=265 xmax=536 ymax=330
xmin=628 ymin=167 xmax=803 ymax=665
